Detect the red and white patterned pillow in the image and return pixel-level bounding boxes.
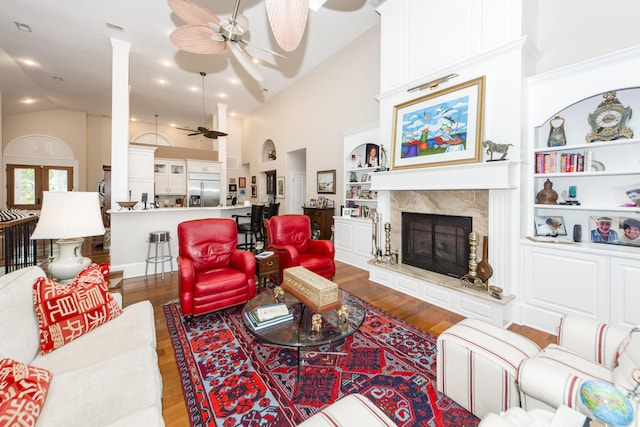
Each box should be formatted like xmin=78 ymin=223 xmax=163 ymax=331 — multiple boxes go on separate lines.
xmin=33 ymin=263 xmax=122 ymax=354
xmin=0 ymin=358 xmax=52 ymax=426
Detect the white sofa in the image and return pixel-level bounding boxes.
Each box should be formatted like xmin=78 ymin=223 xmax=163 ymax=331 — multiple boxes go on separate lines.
xmin=437 ymin=314 xmax=639 ymax=426
xmin=0 ymin=266 xmax=164 ymax=426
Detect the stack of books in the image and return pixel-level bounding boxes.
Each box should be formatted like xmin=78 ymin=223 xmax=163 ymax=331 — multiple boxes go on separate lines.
xmin=244 ymin=303 xmax=293 ymax=330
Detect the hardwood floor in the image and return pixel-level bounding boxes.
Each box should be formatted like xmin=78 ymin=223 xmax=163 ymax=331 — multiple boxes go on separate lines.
xmin=88 ymin=242 xmax=555 ymax=427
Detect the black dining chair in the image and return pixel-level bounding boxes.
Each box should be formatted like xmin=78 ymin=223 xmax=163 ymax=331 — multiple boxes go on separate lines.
xmin=233 ymin=204 xmax=265 ymax=251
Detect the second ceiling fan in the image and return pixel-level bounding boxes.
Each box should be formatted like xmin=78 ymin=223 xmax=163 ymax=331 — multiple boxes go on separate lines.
xmin=177 ymin=72 xmax=227 ymax=139
xmin=168 ymin=0 xmax=309 ymax=83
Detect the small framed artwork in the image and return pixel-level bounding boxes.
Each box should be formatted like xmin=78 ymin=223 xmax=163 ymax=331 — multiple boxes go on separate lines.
xmin=590 ymin=216 xmax=640 ymax=246
xmin=317 ymin=169 xmax=336 ymax=194
xmin=391 ymin=76 xmax=485 ymax=170
xmin=251 ymin=176 xmax=256 ymax=184
xmin=342 ymin=208 xmax=353 ymax=217
xmin=251 ymin=185 xmax=257 ymax=198
xmin=239 ymin=177 xmax=246 ymax=188
xmin=534 ymin=216 xmax=567 ymax=236
xmin=276 ymin=176 xmax=285 ymax=199
xmin=229 ymin=184 xmax=237 ymax=192
xmin=361 ymin=173 xmax=368 ymax=182
xmin=229 ymin=177 xmax=237 ymax=184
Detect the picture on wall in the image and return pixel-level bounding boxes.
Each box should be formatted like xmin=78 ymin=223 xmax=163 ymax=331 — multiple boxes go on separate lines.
xmin=251 ymin=185 xmax=257 ymax=198
xmin=239 ymin=177 xmax=246 ymax=188
xmin=589 ymin=216 xmax=640 ymax=246
xmin=317 ymin=170 xmax=336 ymax=194
xmin=228 ymin=184 xmax=237 ymax=192
xmin=391 ymin=76 xmax=485 ymax=170
xmin=276 ymin=176 xmax=285 ymax=199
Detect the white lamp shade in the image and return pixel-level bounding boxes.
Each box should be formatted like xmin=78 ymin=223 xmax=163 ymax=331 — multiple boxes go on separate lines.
xmin=31 ymin=191 xmax=105 ymax=240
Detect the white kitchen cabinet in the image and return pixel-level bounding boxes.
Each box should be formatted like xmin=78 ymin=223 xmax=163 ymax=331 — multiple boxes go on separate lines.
xmin=186 ymin=160 xmax=221 ymax=174
xmin=154 ymin=158 xmax=186 ymax=195
xmin=127 ymin=145 xmax=156 ymax=208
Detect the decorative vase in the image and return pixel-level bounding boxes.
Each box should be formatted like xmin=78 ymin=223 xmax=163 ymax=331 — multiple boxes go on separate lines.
xmin=547 ymin=116 xmax=567 ymax=147
xmin=536 ymin=179 xmax=559 ymax=205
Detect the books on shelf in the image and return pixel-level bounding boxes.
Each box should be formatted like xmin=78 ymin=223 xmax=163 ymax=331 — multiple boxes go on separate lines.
xmin=245 ymin=304 xmax=293 ymax=330
xmin=535 ymin=150 xmax=592 ymax=174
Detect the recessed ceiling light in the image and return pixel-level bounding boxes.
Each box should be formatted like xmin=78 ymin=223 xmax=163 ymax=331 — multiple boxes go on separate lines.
xmin=190 ymin=86 xmax=198 ymax=91
xmin=157 ymin=79 xmax=167 ymax=85
xmin=229 ymin=112 xmax=237 ymax=117
xmin=22 ymin=98 xmax=35 ymax=104
xmin=170 ymin=123 xmax=176 ymax=127
xmin=218 ymin=92 xmax=228 ymax=98
xmin=14 ymin=21 xmax=32 ymax=32
xmin=23 ymin=59 xmax=37 ymax=66
xmin=229 ymin=78 xmax=239 ymax=85
xmin=130 ymin=117 xmax=137 ymax=122
xmin=162 ymin=60 xmax=171 ymax=67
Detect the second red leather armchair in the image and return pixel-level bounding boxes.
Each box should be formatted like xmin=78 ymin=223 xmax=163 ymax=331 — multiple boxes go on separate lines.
xmin=264 ymin=214 xmax=335 ymax=280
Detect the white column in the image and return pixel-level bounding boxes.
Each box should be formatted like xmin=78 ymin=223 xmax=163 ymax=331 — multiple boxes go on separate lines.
xmin=110 ymin=38 xmax=131 ymax=211
xmin=217 ymin=103 xmax=228 ymax=205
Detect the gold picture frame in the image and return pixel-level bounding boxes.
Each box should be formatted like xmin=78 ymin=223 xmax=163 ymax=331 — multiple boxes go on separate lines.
xmin=391 ymin=76 xmax=485 ymax=170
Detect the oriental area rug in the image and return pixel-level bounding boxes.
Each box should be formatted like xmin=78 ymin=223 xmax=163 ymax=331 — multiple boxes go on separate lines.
xmin=164 ymin=292 xmax=479 ymax=427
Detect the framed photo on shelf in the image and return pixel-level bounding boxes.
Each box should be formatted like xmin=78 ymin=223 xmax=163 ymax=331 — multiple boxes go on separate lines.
xmin=365 ymin=144 xmax=379 ymax=167
xmin=361 ymin=173 xmax=368 ymax=182
xmin=276 ymin=176 xmax=285 ymax=199
xmin=317 ymin=169 xmax=336 ymax=194
xmin=350 ymin=185 xmax=361 ymax=199
xmin=391 ymin=76 xmax=485 ymax=170
xmin=590 ymin=216 xmax=640 ymax=247
xmin=534 ymin=216 xmax=567 ymax=236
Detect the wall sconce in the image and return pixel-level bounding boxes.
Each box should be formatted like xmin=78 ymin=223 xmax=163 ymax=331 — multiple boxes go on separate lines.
xmin=407 ymin=73 xmax=459 ymax=93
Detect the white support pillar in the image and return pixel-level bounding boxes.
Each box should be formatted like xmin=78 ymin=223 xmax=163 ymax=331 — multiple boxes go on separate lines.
xmin=110 ymin=38 xmax=131 ymax=211
xmin=217 ymin=103 xmax=228 ymax=205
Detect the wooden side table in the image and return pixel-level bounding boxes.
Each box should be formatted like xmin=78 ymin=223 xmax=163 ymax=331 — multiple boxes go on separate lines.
xmin=255 ymin=253 xmax=279 ymax=292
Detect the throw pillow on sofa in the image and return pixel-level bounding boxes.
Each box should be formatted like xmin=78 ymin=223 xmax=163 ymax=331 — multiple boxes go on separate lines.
xmin=33 ymin=263 xmax=122 ymax=354
xmin=612 ymin=326 xmax=640 ymax=396
xmin=0 ymin=358 xmax=52 ymax=426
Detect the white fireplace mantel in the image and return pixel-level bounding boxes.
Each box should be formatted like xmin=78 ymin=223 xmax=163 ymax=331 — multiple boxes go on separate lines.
xmin=370 ymin=160 xmax=520 ymax=192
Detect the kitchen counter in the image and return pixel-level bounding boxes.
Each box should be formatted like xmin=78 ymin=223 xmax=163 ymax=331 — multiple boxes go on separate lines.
xmin=109 ymin=205 xmax=251 ymax=278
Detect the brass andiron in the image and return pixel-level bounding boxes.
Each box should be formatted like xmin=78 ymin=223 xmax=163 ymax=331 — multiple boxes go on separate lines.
xmin=384 ymin=222 xmax=391 ymax=258
xmin=461 ymin=232 xmax=485 ymax=290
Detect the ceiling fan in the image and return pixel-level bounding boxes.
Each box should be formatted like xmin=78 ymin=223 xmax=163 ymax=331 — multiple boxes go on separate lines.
xmin=168 ymin=0 xmax=309 ymax=82
xmin=176 ymin=72 xmax=228 ymax=139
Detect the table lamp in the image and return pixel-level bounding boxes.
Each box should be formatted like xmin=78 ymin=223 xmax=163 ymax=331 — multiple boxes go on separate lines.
xmin=31 ymin=191 xmax=106 ymax=283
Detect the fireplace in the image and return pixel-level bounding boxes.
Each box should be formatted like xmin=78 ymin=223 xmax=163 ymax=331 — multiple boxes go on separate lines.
xmin=401 ymin=212 xmax=472 ymax=278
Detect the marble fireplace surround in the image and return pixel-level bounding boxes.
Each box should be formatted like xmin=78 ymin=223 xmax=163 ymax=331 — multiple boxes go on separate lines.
xmin=369 ymin=160 xmax=520 ymax=325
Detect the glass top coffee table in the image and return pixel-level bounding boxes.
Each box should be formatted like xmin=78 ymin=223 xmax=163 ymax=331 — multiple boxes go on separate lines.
xmin=242 ymin=289 xmax=366 ymax=348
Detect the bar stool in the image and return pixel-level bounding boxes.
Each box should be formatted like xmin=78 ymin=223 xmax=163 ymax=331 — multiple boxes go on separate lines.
xmin=145 ymin=231 xmax=174 ymax=280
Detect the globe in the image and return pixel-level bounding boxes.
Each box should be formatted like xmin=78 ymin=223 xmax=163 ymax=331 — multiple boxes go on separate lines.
xmin=580 ymin=380 xmax=634 ymax=426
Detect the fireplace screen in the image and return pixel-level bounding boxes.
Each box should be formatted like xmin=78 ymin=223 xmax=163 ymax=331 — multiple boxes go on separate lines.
xmin=402 ymin=212 xmax=472 ymax=278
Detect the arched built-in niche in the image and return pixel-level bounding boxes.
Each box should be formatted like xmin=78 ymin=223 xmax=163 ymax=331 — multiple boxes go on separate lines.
xmin=2 ymin=134 xmax=80 ymax=207
xmin=262 ymin=139 xmax=276 ymax=162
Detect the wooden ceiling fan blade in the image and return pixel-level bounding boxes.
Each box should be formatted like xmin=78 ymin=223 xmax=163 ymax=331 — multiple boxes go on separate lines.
xmin=228 ymin=42 xmax=263 ymax=83
xmin=170 ymin=25 xmax=226 ymax=54
xmin=204 ymin=130 xmax=228 ymax=139
xmin=168 ymin=0 xmax=220 ymax=26
xmin=264 ymin=0 xmax=309 ymax=52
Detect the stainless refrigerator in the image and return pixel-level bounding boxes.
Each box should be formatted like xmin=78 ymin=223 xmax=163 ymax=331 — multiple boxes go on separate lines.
xmin=187 ymin=172 xmax=221 ymax=207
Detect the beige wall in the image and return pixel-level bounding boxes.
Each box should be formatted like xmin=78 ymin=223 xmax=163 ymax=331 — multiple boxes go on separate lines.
xmin=3 ymin=109 xmax=88 ymax=190
xmin=241 ymin=25 xmax=381 ymax=209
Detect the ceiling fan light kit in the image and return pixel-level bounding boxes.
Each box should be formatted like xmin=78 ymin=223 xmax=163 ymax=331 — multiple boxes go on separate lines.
xmin=168 ymin=0 xmax=311 ymax=82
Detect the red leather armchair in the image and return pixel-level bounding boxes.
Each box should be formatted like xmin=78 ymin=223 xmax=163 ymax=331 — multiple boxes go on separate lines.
xmin=177 ymin=218 xmax=256 ymax=318
xmin=264 ymin=214 xmax=335 ymax=280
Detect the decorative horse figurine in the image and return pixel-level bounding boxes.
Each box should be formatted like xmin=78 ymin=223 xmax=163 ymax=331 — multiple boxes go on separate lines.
xmin=482 ymin=140 xmax=513 ymax=161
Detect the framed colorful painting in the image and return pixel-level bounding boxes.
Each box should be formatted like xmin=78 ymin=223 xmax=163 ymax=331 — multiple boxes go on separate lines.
xmin=391 ymin=76 xmax=485 ymax=170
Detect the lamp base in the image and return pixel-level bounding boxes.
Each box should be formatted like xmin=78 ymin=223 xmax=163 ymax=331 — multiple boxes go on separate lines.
xmin=48 ymin=238 xmax=92 ymax=284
